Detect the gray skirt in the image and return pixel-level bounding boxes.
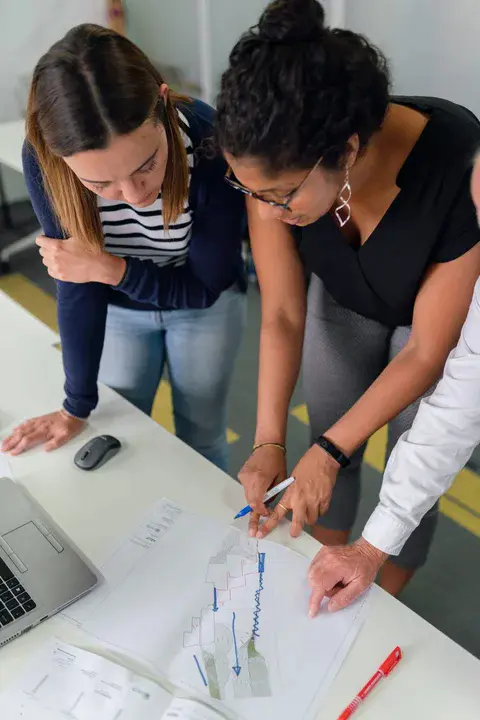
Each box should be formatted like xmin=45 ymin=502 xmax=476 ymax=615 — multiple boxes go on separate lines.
xmin=303 ymin=275 xmax=438 ymax=569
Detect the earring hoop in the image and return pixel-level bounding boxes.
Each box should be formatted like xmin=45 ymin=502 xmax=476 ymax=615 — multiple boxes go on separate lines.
xmin=335 ymin=169 xmax=352 ymax=228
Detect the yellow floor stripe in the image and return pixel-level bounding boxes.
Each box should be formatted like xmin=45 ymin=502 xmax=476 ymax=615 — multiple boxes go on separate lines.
xmin=439 ymin=495 xmax=480 ymax=538
xmin=291 ymin=403 xmax=309 ymax=425
xmin=0 ymin=273 xmax=58 ymax=331
xmin=152 ymin=380 xmax=176 ymax=433
xmin=363 ymin=426 xmax=388 ymax=473
xmin=445 ymin=466 xmax=480 ymax=516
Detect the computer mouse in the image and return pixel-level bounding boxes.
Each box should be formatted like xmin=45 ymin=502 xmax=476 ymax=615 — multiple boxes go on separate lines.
xmin=74 ymin=435 xmax=121 ymax=471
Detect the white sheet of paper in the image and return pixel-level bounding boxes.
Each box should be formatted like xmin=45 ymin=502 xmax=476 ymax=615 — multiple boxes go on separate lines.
xmin=63 ymin=499 xmax=183 ymax=629
xmin=62 ymin=500 xmax=371 ymax=720
xmin=161 ymin=698 xmax=224 ymax=720
xmin=0 ymin=638 xmax=173 ymax=720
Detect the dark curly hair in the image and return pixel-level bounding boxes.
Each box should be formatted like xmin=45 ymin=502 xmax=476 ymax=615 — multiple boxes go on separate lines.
xmin=215 ymin=0 xmax=391 ymax=173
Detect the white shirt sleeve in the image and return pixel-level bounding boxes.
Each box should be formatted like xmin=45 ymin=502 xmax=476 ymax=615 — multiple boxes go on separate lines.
xmin=363 ymin=278 xmax=480 ymax=555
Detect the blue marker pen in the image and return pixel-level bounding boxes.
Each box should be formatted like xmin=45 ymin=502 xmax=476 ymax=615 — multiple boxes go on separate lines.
xmin=234 ymin=476 xmax=295 ymax=519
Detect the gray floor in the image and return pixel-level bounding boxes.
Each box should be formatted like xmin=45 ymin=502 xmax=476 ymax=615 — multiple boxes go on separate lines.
xmin=2 ymin=204 xmax=480 ymax=660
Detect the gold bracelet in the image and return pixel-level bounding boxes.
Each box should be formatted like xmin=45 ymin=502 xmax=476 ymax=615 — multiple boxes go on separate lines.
xmin=252 ymin=442 xmax=286 ymax=454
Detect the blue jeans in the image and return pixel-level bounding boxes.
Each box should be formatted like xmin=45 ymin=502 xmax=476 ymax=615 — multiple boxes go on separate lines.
xmin=98 ymin=287 xmax=246 ymax=472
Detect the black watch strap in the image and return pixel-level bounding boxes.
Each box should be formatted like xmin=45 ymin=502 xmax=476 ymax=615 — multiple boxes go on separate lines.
xmin=314 ymin=435 xmax=351 ymax=468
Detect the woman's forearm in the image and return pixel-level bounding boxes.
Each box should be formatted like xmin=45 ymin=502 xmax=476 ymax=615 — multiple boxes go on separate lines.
xmin=255 ymin=317 xmax=305 ymax=445
xmin=325 ymin=345 xmax=444 ymax=456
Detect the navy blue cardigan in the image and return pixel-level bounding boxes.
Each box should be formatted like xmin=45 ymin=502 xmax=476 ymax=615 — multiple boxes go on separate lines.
xmin=23 ymin=99 xmax=246 ymax=418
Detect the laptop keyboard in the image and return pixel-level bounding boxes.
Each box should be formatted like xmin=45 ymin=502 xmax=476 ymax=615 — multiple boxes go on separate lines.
xmin=0 ymin=556 xmax=36 ymax=627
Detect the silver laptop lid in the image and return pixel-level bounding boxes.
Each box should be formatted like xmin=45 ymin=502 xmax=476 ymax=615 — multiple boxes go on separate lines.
xmin=0 ymin=477 xmax=99 ymax=648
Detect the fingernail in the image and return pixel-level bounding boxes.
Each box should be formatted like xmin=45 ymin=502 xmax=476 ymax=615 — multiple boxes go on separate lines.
xmin=249 ymin=529 xmax=255 ymax=537
xmin=308 ymin=608 xmax=315 ymax=619
xmin=256 ymin=531 xmax=263 ymax=539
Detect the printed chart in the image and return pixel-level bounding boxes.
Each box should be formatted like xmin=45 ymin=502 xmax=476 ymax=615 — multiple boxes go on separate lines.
xmin=62 ymin=500 xmax=371 ymax=720
xmin=183 ymin=531 xmax=270 ymax=700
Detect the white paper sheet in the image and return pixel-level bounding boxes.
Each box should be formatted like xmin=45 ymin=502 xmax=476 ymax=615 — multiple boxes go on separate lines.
xmin=62 ymin=500 xmax=371 ymax=720
xmin=163 ymin=698 xmax=226 ymax=719
xmin=0 ymin=638 xmax=224 ymax=720
xmin=0 ymin=638 xmax=172 ymax=720
xmin=63 ymin=499 xmax=182 ymax=629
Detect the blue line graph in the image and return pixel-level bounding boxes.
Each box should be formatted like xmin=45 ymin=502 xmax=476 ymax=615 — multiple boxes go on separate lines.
xmin=193 ymin=654 xmax=208 ymax=686
xmin=253 ymin=552 xmax=266 ymax=638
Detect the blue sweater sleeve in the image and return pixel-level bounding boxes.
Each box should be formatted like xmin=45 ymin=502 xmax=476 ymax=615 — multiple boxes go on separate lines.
xmin=22 ymin=143 xmax=109 ymax=419
xmin=114 ymin=152 xmax=245 ymax=308
xmin=22 ymin=99 xmax=245 ymax=418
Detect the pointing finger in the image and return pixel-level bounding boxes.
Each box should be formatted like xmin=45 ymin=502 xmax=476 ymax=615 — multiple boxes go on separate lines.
xmin=308 ymin=585 xmax=327 ymax=618
xmin=290 ymin=500 xmax=306 ymax=537
xmin=248 ymin=512 xmax=261 ymax=538
xmin=256 ymin=501 xmax=289 ymax=539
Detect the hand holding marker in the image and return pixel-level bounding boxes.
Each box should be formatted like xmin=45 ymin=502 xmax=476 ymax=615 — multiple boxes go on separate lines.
xmin=234 ymin=477 xmax=295 ymax=519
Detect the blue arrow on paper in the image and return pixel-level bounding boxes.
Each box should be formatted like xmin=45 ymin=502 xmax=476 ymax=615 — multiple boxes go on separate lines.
xmin=193 ymin=654 xmax=208 ymax=687
xmin=232 ymin=612 xmax=241 ymax=676
xmin=213 ymin=586 xmax=218 ymax=612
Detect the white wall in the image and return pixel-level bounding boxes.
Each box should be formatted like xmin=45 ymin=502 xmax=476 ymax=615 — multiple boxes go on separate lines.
xmin=1 ymin=0 xmax=106 ymax=202
xmin=325 ymin=0 xmax=346 ymax=28
xmin=209 ymin=1 xmax=269 ymax=92
xmin=346 ymin=0 xmax=480 ymax=118
xmin=126 ymin=0 xmax=271 ymax=101
xmin=126 ymin=0 xmax=200 ymax=91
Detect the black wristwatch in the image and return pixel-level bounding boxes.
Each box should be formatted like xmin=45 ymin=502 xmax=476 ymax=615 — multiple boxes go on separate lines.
xmin=314 ymin=435 xmax=351 ymax=469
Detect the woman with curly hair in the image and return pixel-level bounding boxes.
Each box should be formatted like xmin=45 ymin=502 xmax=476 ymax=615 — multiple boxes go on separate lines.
xmin=216 ymin=0 xmax=480 ymax=596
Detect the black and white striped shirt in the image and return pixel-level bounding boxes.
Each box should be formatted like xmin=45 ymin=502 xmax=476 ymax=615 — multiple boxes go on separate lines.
xmin=98 ymin=110 xmax=194 ymax=268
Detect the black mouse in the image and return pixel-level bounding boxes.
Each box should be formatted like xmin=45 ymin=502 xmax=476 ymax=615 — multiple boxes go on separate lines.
xmin=74 ymin=435 xmax=121 ymax=471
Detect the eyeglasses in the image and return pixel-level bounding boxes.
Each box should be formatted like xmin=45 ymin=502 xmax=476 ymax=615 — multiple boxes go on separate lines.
xmin=224 ymin=155 xmax=323 ymax=212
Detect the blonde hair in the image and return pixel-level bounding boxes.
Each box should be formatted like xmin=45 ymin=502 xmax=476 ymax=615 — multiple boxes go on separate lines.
xmin=26 ymin=24 xmax=190 ymax=252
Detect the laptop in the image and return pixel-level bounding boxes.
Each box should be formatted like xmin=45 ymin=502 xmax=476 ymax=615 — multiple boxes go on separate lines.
xmin=0 ymin=476 xmax=99 ymax=648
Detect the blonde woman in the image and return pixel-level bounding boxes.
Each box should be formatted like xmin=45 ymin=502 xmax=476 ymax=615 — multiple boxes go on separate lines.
xmin=2 ymin=24 xmax=246 ymax=471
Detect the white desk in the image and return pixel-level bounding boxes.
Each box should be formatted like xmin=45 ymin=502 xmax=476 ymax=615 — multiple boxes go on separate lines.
xmin=0 ymin=296 xmax=479 ymax=719
xmin=0 ymin=118 xmax=38 ymax=268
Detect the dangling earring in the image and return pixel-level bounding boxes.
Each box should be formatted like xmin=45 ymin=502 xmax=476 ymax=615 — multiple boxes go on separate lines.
xmin=335 ymin=169 xmax=352 ymax=228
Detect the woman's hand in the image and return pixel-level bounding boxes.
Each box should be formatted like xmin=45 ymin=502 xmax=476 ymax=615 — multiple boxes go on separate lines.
xmin=1 ymin=410 xmax=85 ymax=455
xmin=36 ymin=235 xmax=126 ymax=285
xmin=256 ymin=444 xmax=339 ymax=539
xmin=238 ymin=445 xmax=287 ymax=537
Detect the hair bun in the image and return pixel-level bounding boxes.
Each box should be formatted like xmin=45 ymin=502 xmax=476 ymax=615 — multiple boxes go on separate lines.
xmin=257 ymin=0 xmax=326 ymax=44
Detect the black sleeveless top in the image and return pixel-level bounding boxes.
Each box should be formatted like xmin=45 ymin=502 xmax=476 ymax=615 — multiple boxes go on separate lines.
xmin=298 ymin=97 xmax=480 ymax=327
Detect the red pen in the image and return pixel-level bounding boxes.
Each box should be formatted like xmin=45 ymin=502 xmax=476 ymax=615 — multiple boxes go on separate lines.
xmin=337 ymin=646 xmax=402 ymax=720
